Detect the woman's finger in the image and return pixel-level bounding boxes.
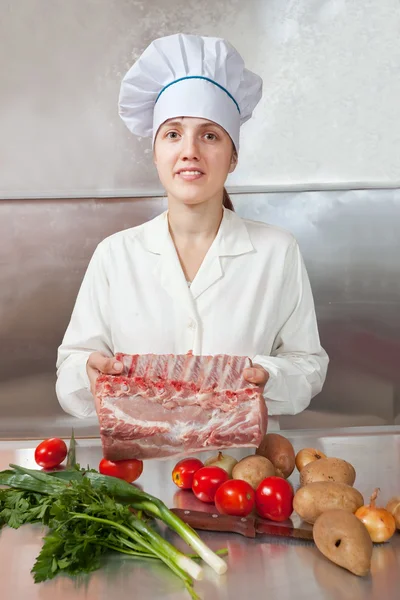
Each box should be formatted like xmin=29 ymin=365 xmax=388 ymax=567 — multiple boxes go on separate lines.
xmin=86 ymin=365 xmax=100 ymax=398
xmin=86 ymin=352 xmax=123 ymax=401
xmin=87 ymin=352 xmax=123 ymax=374
xmin=243 ymin=366 xmax=269 ymax=386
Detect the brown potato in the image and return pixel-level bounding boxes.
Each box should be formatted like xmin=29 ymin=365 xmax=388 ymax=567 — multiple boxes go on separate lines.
xmin=232 ymin=455 xmax=275 ymax=490
xmin=300 ymin=457 xmax=356 ymax=487
xmin=386 ymin=496 xmax=400 ymax=529
xmin=293 ymin=482 xmax=364 ymax=524
xmin=255 ymin=433 xmax=295 ymax=478
xmin=313 ymin=509 xmax=373 ymax=576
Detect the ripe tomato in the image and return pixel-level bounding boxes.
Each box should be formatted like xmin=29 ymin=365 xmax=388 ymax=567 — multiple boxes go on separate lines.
xmin=192 ymin=466 xmax=229 ymax=503
xmin=215 ymin=480 xmax=255 ymax=517
xmin=99 ymin=458 xmax=143 ymax=483
xmin=34 ymin=438 xmax=68 ymax=469
xmin=172 ymin=457 xmax=204 ymax=489
xmin=255 ymin=476 xmax=294 ymax=522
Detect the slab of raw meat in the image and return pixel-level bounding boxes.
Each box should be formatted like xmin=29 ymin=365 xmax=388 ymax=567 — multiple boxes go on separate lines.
xmin=96 ymin=352 xmax=268 ymax=460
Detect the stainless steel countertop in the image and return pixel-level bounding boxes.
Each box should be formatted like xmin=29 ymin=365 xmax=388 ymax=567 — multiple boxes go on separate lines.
xmin=1 ymin=426 xmax=400 ymax=600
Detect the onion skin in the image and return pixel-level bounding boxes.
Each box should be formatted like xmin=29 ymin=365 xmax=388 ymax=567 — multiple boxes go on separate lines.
xmin=355 ymin=488 xmax=396 ymax=543
xmin=204 ymin=452 xmax=238 ymax=477
xmin=295 ymin=448 xmax=327 ymax=472
xmin=386 ymin=497 xmax=400 ymax=529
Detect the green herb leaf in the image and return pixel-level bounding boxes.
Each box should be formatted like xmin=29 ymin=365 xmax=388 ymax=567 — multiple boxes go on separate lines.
xmin=0 ymin=488 xmax=53 ymax=529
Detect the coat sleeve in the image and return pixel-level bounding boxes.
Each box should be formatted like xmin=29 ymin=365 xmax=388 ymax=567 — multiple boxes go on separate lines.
xmin=55 ymin=242 xmax=113 ymax=418
xmin=253 ymin=239 xmax=329 ymax=416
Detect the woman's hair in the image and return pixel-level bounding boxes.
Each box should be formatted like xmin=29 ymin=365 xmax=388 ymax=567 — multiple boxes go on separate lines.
xmin=222 ymin=146 xmax=237 ymax=211
xmin=222 ymin=188 xmax=235 ymax=211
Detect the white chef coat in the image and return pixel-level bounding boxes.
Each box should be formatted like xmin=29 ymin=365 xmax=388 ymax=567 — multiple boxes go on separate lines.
xmin=56 ymin=208 xmax=329 ymax=429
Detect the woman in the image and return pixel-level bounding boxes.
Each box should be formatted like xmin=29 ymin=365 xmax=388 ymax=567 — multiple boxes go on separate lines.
xmin=56 ymin=33 xmax=329 ymax=430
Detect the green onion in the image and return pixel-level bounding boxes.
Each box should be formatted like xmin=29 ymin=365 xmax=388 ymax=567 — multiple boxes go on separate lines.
xmin=84 ymin=472 xmax=228 ymax=575
xmin=66 ymin=429 xmax=76 ymax=469
xmin=69 ymin=513 xmax=203 ymax=582
xmin=0 ymin=470 xmax=65 ymax=494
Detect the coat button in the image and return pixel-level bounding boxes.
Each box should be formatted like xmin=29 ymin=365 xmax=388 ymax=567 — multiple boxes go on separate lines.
xmin=188 ymin=319 xmax=197 ymax=330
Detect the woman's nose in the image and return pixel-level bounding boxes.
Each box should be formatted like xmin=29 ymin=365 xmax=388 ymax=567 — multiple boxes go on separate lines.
xmin=180 ymin=136 xmax=200 ymax=161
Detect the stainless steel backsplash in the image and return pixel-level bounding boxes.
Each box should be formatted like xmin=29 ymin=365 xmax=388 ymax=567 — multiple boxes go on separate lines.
xmin=1 ymin=189 xmax=399 ymax=438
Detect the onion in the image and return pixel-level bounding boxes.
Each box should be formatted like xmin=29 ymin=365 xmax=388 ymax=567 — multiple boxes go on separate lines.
xmin=386 ymin=496 xmax=400 ymax=529
xmin=295 ymin=448 xmax=327 ymax=472
xmin=204 ymin=452 xmax=238 ymax=477
xmin=355 ymin=488 xmax=396 ymax=543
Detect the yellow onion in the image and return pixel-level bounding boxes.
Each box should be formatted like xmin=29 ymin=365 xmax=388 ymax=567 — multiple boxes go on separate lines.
xmin=295 ymin=448 xmax=327 ymax=472
xmin=204 ymin=452 xmax=238 ymax=477
xmin=386 ymin=496 xmax=400 ymax=529
xmin=355 ymin=488 xmax=396 ymax=543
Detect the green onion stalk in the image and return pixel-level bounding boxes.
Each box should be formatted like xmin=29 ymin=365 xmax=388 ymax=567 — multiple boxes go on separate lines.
xmin=84 ymin=471 xmax=228 ymax=575
xmin=69 ymin=513 xmax=203 ymax=588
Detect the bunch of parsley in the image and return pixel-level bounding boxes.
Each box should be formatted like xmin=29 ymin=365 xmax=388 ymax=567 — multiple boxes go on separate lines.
xmin=0 ymin=434 xmax=228 ymax=599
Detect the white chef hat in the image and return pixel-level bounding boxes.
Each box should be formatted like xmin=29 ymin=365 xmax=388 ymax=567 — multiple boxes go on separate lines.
xmin=119 ymin=33 xmax=263 ymax=150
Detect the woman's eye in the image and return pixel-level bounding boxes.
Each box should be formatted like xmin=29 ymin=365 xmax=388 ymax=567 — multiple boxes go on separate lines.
xmin=204 ymin=133 xmax=217 ymax=141
xmin=166 ymin=131 xmax=179 ymax=139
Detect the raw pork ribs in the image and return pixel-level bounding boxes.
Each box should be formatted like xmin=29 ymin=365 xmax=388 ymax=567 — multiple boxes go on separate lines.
xmin=97 ymin=352 xmax=268 ymax=460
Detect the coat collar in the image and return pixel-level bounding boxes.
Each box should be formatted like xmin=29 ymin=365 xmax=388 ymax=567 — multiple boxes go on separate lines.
xmin=137 ymin=208 xmax=255 ymax=257
xmin=136 ymin=208 xmax=254 ymax=307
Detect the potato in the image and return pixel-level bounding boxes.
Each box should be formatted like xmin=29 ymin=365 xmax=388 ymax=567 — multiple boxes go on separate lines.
xmin=386 ymin=496 xmax=400 ymax=529
xmin=293 ymin=482 xmax=364 ymax=524
xmin=232 ymin=455 xmax=275 ymax=490
xmin=313 ymin=509 xmax=373 ymax=576
xmin=255 ymin=433 xmax=295 ymax=478
xmin=300 ymin=457 xmax=356 ymax=487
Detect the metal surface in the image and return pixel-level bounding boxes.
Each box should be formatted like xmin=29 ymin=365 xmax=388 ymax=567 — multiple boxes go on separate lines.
xmin=2 ymin=0 xmax=400 ymax=198
xmin=1 ymin=188 xmax=400 ymax=437
xmin=1 ymin=427 xmax=400 ymax=599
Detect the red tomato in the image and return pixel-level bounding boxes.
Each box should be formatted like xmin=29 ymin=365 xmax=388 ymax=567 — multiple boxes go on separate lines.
xmin=192 ymin=466 xmax=229 ymax=503
xmin=34 ymin=438 xmax=68 ymax=469
xmin=172 ymin=458 xmax=204 ymax=489
xmin=255 ymin=476 xmax=294 ymax=522
xmin=215 ymin=480 xmax=255 ymax=517
xmin=99 ymin=458 xmax=143 ymax=483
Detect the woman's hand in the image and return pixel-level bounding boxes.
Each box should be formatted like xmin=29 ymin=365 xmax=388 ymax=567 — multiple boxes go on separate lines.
xmin=86 ymin=352 xmax=123 ymax=411
xmin=243 ymin=363 xmax=269 ymax=392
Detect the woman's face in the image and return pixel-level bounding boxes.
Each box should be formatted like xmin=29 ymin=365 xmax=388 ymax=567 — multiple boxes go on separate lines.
xmin=153 ymin=117 xmax=237 ymax=206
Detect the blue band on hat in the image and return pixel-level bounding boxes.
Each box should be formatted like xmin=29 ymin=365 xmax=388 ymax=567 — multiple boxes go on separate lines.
xmin=155 ymin=76 xmax=240 ymax=114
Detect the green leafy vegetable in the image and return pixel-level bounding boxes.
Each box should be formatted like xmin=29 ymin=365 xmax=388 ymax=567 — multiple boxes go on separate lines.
xmin=6 ymin=463 xmax=228 ymax=575
xmin=0 ymin=431 xmax=228 ymax=598
xmin=1 ymin=475 xmax=202 ymax=598
xmin=0 ymin=489 xmax=52 ymax=529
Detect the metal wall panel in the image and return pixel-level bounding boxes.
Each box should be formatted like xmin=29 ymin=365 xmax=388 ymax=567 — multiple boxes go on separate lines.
xmin=1 ymin=0 xmax=400 ymax=198
xmin=1 ymin=189 xmax=399 ymax=438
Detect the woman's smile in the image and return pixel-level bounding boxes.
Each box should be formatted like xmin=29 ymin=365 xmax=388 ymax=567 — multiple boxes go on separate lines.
xmin=175 ymin=169 xmax=205 ymax=182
